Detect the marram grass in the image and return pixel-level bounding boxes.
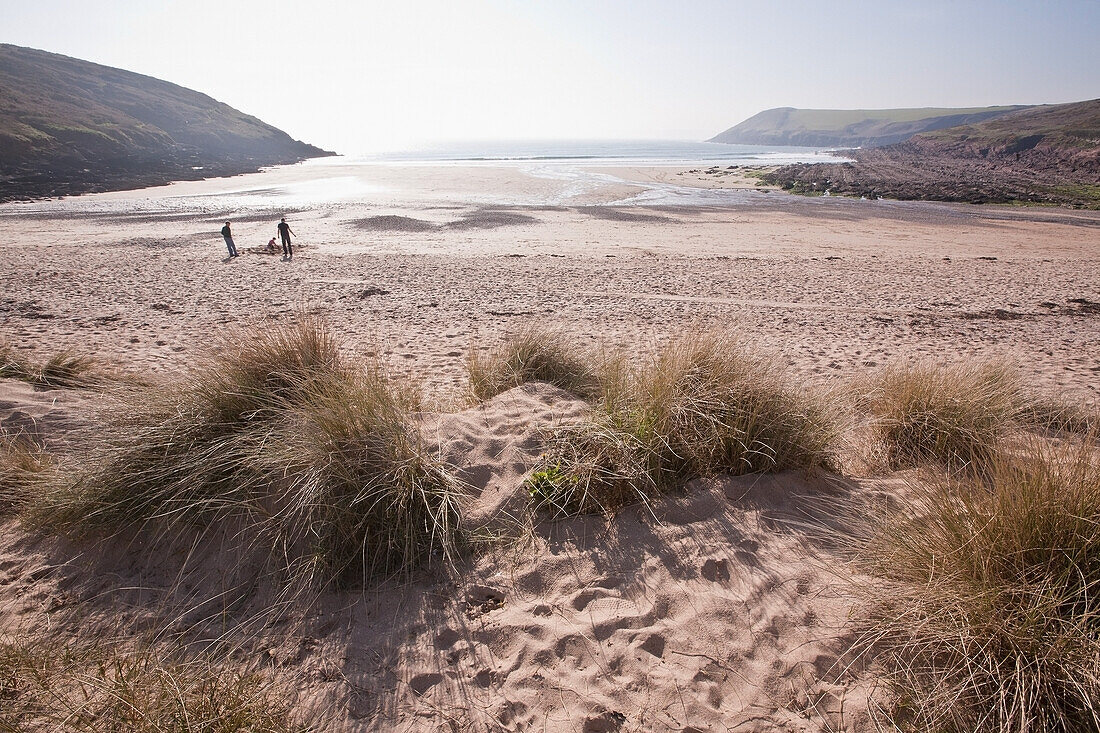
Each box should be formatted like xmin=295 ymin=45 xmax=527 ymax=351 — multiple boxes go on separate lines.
xmin=859 ymin=437 xmax=1100 ymax=732
xmin=467 ymin=325 xmax=602 ymax=401
xmin=0 ymin=342 xmax=105 ymax=389
xmin=0 ymin=434 xmax=52 ymax=514
xmin=35 ymin=317 xmax=467 ymax=589
xmin=530 ymin=330 xmax=841 ymax=515
xmin=0 ymin=635 xmax=300 ymax=732
xmin=864 ymin=361 xmax=1023 ymax=469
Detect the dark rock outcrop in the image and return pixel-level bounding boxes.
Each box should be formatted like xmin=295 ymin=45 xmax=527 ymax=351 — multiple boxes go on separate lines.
xmin=760 ymin=100 xmax=1100 ymax=207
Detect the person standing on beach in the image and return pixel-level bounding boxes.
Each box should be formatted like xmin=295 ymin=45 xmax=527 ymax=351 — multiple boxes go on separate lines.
xmin=277 ymin=217 xmax=295 ymax=260
xmin=221 ymin=221 xmax=238 ymax=258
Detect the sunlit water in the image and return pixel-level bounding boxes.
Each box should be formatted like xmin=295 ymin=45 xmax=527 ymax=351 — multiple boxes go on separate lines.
xmin=0 ymin=140 xmax=848 ymax=215
xmin=371 ymin=139 xmax=844 ymax=165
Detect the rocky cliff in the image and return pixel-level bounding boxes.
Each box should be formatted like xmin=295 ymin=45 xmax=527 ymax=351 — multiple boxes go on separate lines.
xmin=760 ymin=99 xmax=1100 ymax=207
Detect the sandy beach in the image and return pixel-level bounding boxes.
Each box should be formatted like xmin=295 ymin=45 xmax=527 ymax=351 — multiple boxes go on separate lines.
xmin=2 ymin=161 xmax=1098 ymax=402
xmin=2 ymin=161 xmax=1099 ymax=731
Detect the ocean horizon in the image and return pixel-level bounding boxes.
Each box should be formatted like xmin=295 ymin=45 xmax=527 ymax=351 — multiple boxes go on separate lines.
xmin=355 ymin=138 xmax=850 ymax=166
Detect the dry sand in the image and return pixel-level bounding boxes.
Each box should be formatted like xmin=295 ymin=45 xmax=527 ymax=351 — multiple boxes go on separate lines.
xmin=0 ymin=382 xmax=881 ymax=731
xmin=2 ymin=163 xmax=1098 ymax=402
xmin=1 ymin=162 xmax=1098 ymax=730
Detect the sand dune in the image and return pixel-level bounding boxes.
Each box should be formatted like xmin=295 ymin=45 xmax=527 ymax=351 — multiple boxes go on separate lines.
xmin=1 ymin=163 xmax=1098 ymax=729
xmin=0 ymin=379 xmax=885 ymax=731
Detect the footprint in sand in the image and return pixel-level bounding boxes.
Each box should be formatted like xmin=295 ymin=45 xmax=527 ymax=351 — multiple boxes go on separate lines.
xmin=465 ymin=585 xmax=505 ymax=618
xmin=583 ymin=710 xmax=627 ymax=732
xmin=435 ymin=627 xmax=461 ymax=649
xmin=554 ymin=633 xmax=597 ymax=668
xmin=638 ymin=633 xmax=666 ymax=658
xmin=407 ymin=672 xmax=443 ymax=696
xmin=701 ymin=558 xmax=731 ymax=582
xmin=495 ymin=700 xmax=530 ymax=727
xmin=572 ymin=588 xmax=615 ymax=612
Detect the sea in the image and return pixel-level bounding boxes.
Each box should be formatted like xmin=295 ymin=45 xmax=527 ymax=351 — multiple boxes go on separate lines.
xmin=0 ymin=140 xmax=849 ymax=214
xmin=368 ymin=139 xmax=844 ymax=166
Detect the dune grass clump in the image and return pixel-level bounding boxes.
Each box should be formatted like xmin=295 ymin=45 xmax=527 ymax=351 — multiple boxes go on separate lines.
xmin=0 ymin=434 xmax=52 ymax=514
xmin=0 ymin=343 xmax=104 ymax=389
xmin=860 ymin=439 xmax=1100 ymax=731
xmin=1017 ymin=393 xmax=1100 ymax=437
xmin=865 ymin=361 xmax=1023 ymax=469
xmin=260 ymin=367 xmax=464 ymax=584
xmin=530 ymin=331 xmax=840 ymax=515
xmin=467 ymin=326 xmax=602 ymax=401
xmin=37 ymin=317 xmax=465 ymax=588
xmin=0 ymin=636 xmax=299 ymax=732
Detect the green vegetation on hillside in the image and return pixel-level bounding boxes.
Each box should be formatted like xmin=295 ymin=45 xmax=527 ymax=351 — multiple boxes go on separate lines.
xmin=709 ymin=105 xmax=1030 ymax=148
xmin=914 ymin=99 xmax=1100 ymax=150
xmin=761 ymin=99 xmax=1100 ymax=207
xmin=0 ymin=43 xmax=332 ymax=201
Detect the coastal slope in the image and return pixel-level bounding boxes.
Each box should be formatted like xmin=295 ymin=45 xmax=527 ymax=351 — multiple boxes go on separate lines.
xmin=0 ymin=44 xmax=333 ymax=201
xmin=762 ymin=99 xmax=1100 ymax=207
xmin=709 ymin=105 xmax=1029 ymax=148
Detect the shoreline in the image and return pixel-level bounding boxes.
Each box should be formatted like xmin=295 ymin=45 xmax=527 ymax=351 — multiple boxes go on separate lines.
xmin=0 ymin=151 xmax=338 ymax=205
xmin=8 ymin=156 xmax=1098 ymax=215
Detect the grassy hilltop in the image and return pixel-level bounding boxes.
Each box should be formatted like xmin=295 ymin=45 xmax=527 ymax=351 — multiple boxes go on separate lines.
xmin=0 ymin=44 xmax=333 ymax=201
xmin=709 ymin=105 xmax=1030 ymax=148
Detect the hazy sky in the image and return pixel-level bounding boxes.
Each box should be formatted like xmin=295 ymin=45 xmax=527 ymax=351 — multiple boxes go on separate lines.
xmin=3 ymin=1 xmax=1098 ymax=153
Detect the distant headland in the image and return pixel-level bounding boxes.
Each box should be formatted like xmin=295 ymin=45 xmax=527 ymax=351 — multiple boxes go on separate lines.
xmin=712 ymin=101 xmax=1100 ymax=207
xmin=708 ymin=105 xmax=1033 ymax=148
